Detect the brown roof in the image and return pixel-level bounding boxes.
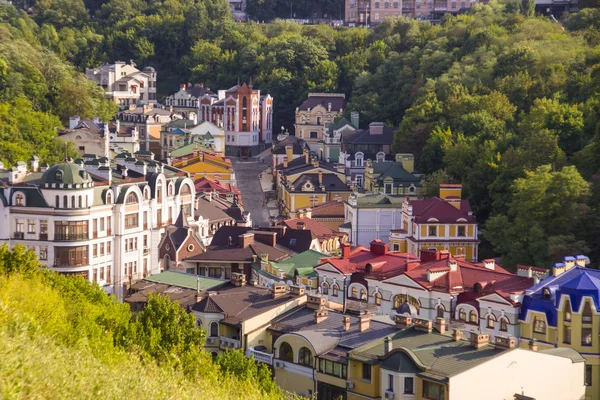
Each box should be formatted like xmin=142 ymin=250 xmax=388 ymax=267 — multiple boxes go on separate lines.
xmin=409 ymin=197 xmax=477 ymax=224
xmin=185 ymin=241 xmax=290 ymax=263
xmin=191 ymin=285 xmax=298 ymax=325
xmin=195 ymin=197 xmax=234 ymax=223
xmin=310 ymin=201 xmax=345 ymax=219
xmin=282 ymin=218 xmax=345 ymax=241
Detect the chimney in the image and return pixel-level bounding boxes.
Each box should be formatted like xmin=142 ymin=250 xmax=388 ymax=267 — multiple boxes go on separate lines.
xmin=350 ymin=111 xmax=359 ymax=129
xmin=303 ymin=149 xmax=309 ymax=164
xmin=341 ymin=242 xmax=351 ymax=258
xmin=328 ymin=102 xmax=332 ymax=112
xmin=296 ymin=221 xmax=306 ymax=230
xmin=369 ymin=240 xmax=388 ymax=255
xmin=239 ymin=233 xmax=254 ymax=248
xmin=283 ymin=156 xmax=288 ymax=168
xmin=343 ymin=316 xmax=351 ymax=331
xmin=358 ymin=312 xmax=371 ymax=332
xmin=575 ymin=255 xmax=588 ymax=267
xmin=289 ymin=285 xmax=306 ymax=296
xmin=285 ymin=145 xmax=293 ymax=163
xmin=439 ymin=184 xmax=462 ymax=209
xmin=434 ymin=317 xmax=446 ymax=334
xmin=180 ymin=83 xmax=186 ymax=91
xmin=231 ymin=272 xmax=246 ymax=287
xmin=305 ymin=208 xmax=312 ymax=219
xmin=128 ymin=103 xmax=137 ymax=111
xmin=395 ymin=314 xmax=412 ymax=329
xmin=69 ymin=115 xmax=80 ymax=129
xmin=30 ymin=156 xmax=39 ymax=172
xmin=483 ymin=259 xmax=495 ymax=270
xmin=307 ymin=294 xmax=326 ymax=310
xmin=447 ymin=259 xmax=458 ymax=271
xmin=452 ymin=329 xmax=462 ymax=342
xmin=314 ymin=307 xmax=328 ymax=324
xmin=318 ymin=171 xmax=323 ymax=185
xmin=368 ymin=122 xmax=384 ymax=135
xmin=384 ymin=337 xmax=392 ymax=354
xmin=414 ymin=318 xmax=433 ymax=333
xmin=469 ymin=330 xmax=490 ymax=349
xmin=552 ymin=262 xmax=566 ymax=277
xmin=271 ymin=283 xmax=287 ymax=299
xmin=528 ymin=339 xmax=538 ymax=352
xmin=495 ymin=336 xmax=517 ymax=349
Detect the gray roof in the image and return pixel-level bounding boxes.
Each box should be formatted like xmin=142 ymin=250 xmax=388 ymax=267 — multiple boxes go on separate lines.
xmin=293 ymin=329 xmax=341 ymax=355
xmin=39 ymin=163 xmax=93 ymax=187
xmin=539 ymin=347 xmax=586 ymax=363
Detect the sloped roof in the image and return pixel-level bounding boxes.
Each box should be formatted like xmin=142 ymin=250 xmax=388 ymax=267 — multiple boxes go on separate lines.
xmin=144 ymin=271 xmax=226 ymax=291
xmin=291 ymin=174 xmax=350 ymax=193
xmin=371 ymin=162 xmax=422 ymax=185
xmin=195 ymin=197 xmax=235 ymax=223
xmin=272 ymin=136 xmax=307 ymax=155
xmin=342 ymin=127 xmax=395 ymax=145
xmin=317 ymin=246 xmax=419 ymax=276
xmin=298 ymin=94 xmax=346 ymax=112
xmin=282 ymin=218 xmax=345 ymax=241
xmin=409 ymin=197 xmax=477 ymax=224
xmin=310 ymin=200 xmax=345 ymax=218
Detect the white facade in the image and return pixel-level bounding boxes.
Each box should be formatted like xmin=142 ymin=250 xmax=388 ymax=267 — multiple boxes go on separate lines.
xmin=0 ymin=157 xmax=194 ymax=299
xmin=344 ymin=195 xmax=404 ymax=246
xmin=86 ymin=61 xmax=157 ymax=106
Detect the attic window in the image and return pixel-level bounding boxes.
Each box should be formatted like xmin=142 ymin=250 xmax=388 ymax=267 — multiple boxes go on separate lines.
xmin=55 ymin=171 xmax=63 ymax=181
xmin=543 ymin=288 xmax=551 ymax=299
xmin=289 ymin=238 xmax=297 ymax=246
xmin=187 ymin=244 xmax=195 ymax=252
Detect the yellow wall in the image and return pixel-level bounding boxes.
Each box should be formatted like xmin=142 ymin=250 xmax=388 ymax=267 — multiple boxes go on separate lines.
xmin=416 ymin=378 xmax=448 ymax=400
xmin=174 ymin=157 xmax=233 ymax=182
xmin=347 ymin=360 xmax=380 ymax=399
xmin=275 ymin=369 xmax=314 ymax=397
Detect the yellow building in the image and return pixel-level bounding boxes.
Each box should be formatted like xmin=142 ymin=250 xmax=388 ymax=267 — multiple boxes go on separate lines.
xmin=519 ymin=256 xmax=599 ymax=400
xmin=363 ymin=154 xmax=423 ymax=196
xmin=388 ymin=184 xmax=479 ymax=262
xmin=278 ymin=157 xmax=351 ymax=218
xmin=172 ymin=151 xmax=235 ymax=185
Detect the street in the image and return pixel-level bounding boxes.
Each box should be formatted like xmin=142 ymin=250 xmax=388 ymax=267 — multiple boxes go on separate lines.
xmin=231 ymin=156 xmax=273 ymax=227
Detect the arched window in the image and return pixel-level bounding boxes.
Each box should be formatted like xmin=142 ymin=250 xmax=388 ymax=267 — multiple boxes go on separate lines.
xmin=500 ymin=318 xmax=508 ymax=332
xmin=351 ymin=287 xmax=358 ymax=299
xmin=375 ymin=292 xmax=382 ymax=306
xmin=106 ymin=191 xmax=112 ymax=204
xmin=360 ymin=289 xmax=367 ymax=301
xmin=487 ymin=314 xmax=496 ymax=329
xmin=15 ymin=193 xmax=24 ymax=206
xmin=393 ymin=294 xmax=420 ymax=313
xmin=298 ymin=347 xmax=313 ymax=367
xmin=196 ymin=319 xmax=202 ymax=328
xmin=332 ymin=284 xmax=339 ymax=297
xmin=163 ymin=255 xmax=171 ymax=271
xmin=321 ymin=282 xmax=329 ymax=295
xmin=55 ymin=171 xmax=63 ymax=181
xmin=279 ymin=342 xmax=293 ymax=362
xmin=168 ymin=183 xmax=174 ymax=196
xmin=181 ymin=184 xmax=191 ymax=195
xmin=459 ymin=308 xmax=467 ymax=321
xmin=156 ymin=182 xmax=163 ymax=203
xmin=126 ymin=192 xmax=138 ymax=204
xmin=469 ymin=310 xmax=478 ymax=324
xmin=437 ymin=305 xmax=445 ymax=319
xmin=582 ymin=301 xmax=593 ymax=323
xmin=55 ymin=195 xmax=59 ymax=208
xmin=209 ymin=321 xmax=219 ymax=337
xmin=78 ymin=196 xmax=82 ymax=208
xmin=71 ymin=196 xmax=76 ymax=208
xmin=63 ymin=196 xmax=68 ymax=208
xmin=211 ymin=351 xmax=218 ymax=362
xmin=563 ymin=299 xmax=572 ymax=322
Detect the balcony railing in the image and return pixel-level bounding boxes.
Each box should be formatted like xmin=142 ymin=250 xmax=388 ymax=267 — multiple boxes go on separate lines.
xmin=53 ymin=257 xmax=89 ymax=268
xmin=246 ymin=348 xmax=274 ymax=365
xmin=219 ymin=337 xmax=241 ymax=350
xmin=13 ymin=232 xmax=24 ymax=239
xmin=55 ymin=233 xmax=88 ymax=241
xmin=39 ymin=233 xmax=48 ymax=240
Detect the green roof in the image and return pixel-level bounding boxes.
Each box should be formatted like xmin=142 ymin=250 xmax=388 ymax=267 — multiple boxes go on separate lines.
xmin=269 ymin=249 xmax=326 ymax=277
xmin=144 ymin=271 xmax=227 ymax=291
xmin=171 ymin=143 xmax=215 ymax=158
xmin=353 ymin=194 xmax=407 ymax=208
xmin=350 ymin=328 xmax=507 ymax=382
xmin=39 ymin=163 xmax=93 ymax=187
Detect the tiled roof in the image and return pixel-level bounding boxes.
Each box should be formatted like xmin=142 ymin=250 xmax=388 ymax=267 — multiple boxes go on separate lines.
xmin=272 ymin=136 xmax=307 ymax=155
xmin=191 ymin=285 xmax=298 ymax=324
xmin=194 ymin=177 xmax=241 ymax=196
xmin=282 ymin=218 xmax=345 ymax=240
xmin=186 ymin=241 xmax=290 ymax=263
xmin=310 ymin=200 xmax=345 ymax=218
xmin=318 ymin=247 xmax=419 ymax=275
xmin=409 ymin=197 xmax=477 ymax=224
xmin=297 ymin=94 xmax=345 ymax=112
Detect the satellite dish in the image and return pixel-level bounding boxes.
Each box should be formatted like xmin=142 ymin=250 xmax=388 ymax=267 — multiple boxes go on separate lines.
xmin=286 ymin=280 xmax=294 ymax=287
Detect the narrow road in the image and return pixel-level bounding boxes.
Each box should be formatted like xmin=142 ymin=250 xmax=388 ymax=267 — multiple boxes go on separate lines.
xmin=231 ymin=156 xmax=272 ymax=227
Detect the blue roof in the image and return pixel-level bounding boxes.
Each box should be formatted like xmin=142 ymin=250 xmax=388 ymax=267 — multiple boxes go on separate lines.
xmin=168 ymin=128 xmax=186 ymax=134
xmin=520 ymin=267 xmax=600 ymax=326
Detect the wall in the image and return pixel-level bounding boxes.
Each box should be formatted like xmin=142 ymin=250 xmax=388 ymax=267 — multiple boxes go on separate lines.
xmin=274 ymin=334 xmax=316 ymax=397
xmin=448 ymin=348 xmax=585 ymax=400
xmin=347 ymin=359 xmax=380 ymax=399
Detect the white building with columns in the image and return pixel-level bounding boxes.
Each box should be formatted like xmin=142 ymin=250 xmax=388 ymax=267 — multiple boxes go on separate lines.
xmin=0 ymin=153 xmax=195 ymax=299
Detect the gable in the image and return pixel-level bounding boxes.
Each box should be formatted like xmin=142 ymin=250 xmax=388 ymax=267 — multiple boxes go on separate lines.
xmin=315 ymin=262 xmax=344 ymax=275
xmin=382 ymin=274 xmax=426 ymax=290
xmin=477 ymin=293 xmax=513 ymax=306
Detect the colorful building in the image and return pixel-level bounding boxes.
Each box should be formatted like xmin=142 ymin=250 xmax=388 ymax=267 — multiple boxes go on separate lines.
xmin=294 ymin=93 xmax=346 ymax=151
xmin=251 ymin=249 xmax=328 ymax=290
xmin=362 ymin=154 xmax=423 ymax=196
xmin=172 ymin=151 xmax=236 ymax=186
xmin=519 ymin=256 xmax=599 ymax=400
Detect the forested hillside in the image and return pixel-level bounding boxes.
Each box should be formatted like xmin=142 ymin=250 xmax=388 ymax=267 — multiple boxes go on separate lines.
xmin=0 ymin=244 xmax=288 ymax=399
xmin=2 ymin=1 xmax=600 ymax=266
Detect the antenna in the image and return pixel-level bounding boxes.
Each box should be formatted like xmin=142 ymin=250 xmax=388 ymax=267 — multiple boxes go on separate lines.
xmin=197 ymin=275 xmax=200 ymax=294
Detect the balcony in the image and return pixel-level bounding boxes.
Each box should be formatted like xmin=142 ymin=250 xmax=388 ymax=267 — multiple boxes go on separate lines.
xmin=246 ymin=348 xmax=273 ymax=365
xmin=13 ymin=232 xmax=24 ymax=239
xmin=219 ymin=337 xmax=241 ymax=350
xmin=53 ymin=257 xmax=89 ymax=268
xmin=54 ymin=233 xmax=88 ymax=241
xmin=143 ymin=247 xmax=150 ymax=255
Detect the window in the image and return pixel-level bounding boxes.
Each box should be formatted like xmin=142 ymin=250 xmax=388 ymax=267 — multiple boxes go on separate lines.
xmin=54 ymin=220 xmax=88 ymax=240
xmin=298 ymin=347 xmax=313 ymax=367
xmin=429 ymin=226 xmax=437 ymax=236
xmin=322 ymin=282 xmax=329 ymax=295
xmin=404 ymin=377 xmax=414 ymax=394
xmin=355 ymin=157 xmax=363 ymax=167
xmin=107 ymin=241 xmax=111 ymax=255
xmin=564 ymin=325 xmax=571 ymax=344
xmin=388 ymin=374 xmax=394 ymax=391
xmin=93 ymin=244 xmax=97 ymax=257
xmin=39 ymin=246 xmax=48 ymax=261
xmin=437 ymin=305 xmax=445 ymax=319
xmin=582 ymin=328 xmax=593 ymax=346
xmin=564 ymin=299 xmax=572 ymax=322
xmin=393 ymin=294 xmax=420 ymax=313
xmin=318 ymin=359 xmax=347 ymax=378
xmin=384 ymin=183 xmax=393 ymax=194
xmin=356 ymin=175 xmax=363 ymax=187
xmin=316 ymin=116 xmax=322 ymax=125
xmin=457 ymin=226 xmax=465 ymax=237
xmin=100 ymin=267 xmax=104 ymax=281
xmin=362 ymin=363 xmax=371 ymax=381
xmin=393 ymin=243 xmax=400 ymax=251
xmin=332 ymin=284 xmax=339 ymax=297
xmin=55 ymin=171 xmax=63 ymax=181
xmin=352 ymin=287 xmax=358 ymax=299
xmin=375 ymin=292 xmax=382 ymax=305
xmin=15 ymin=193 xmax=24 ymax=206
xmin=500 ymin=318 xmax=508 ymax=332
xmin=360 ymin=288 xmax=367 ymax=301
xmin=63 ymin=196 xmax=68 ymax=208
xmin=125 ymin=213 xmax=139 ymax=229
xmin=310 ymin=131 xmax=318 ymax=139
xmin=126 ymin=192 xmax=138 ymax=204
xmin=582 ymin=301 xmax=593 ymax=323
xmin=469 ymin=310 xmax=478 ymax=323
xmin=487 ymin=314 xmax=496 ymax=329
xmin=585 ymin=365 xmax=593 ymax=386
xmin=533 ymin=316 xmax=546 ymax=334
xmin=459 ymin=308 xmax=467 ymax=321
xmin=209 ymin=321 xmax=219 ymax=337
xmin=279 ymin=342 xmax=293 ymax=362
xmin=27 ymin=219 xmax=35 ymax=233
xmin=100 ymin=242 xmax=104 ymax=256
xmin=422 ymin=380 xmax=444 ymax=400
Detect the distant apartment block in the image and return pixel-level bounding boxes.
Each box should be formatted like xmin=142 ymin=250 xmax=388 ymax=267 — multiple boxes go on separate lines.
xmin=86 ymin=61 xmax=157 ymax=107
xmin=345 ymin=0 xmax=480 ymax=24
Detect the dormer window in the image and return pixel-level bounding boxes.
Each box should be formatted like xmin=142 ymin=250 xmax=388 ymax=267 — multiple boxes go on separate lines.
xmin=15 ymin=193 xmax=24 ymax=206
xmin=582 ymin=301 xmax=593 ymax=323
xmin=543 ymin=288 xmax=551 ymax=299
xmin=564 ymin=299 xmax=572 ymax=322
xmin=533 ymin=316 xmax=546 ymax=334
xmin=106 ymin=191 xmax=112 ymax=204
xmin=55 ymin=171 xmax=63 ymax=181
xmin=126 ymin=192 xmax=139 ymax=204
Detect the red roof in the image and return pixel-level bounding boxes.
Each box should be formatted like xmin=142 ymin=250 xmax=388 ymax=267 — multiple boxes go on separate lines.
xmin=310 ymin=201 xmax=345 ymax=218
xmin=409 ymin=197 xmax=477 ymax=224
xmin=282 ymin=218 xmax=344 ymax=241
xmin=317 ymin=246 xmax=419 ymax=276
xmin=195 ymin=177 xmax=241 ymax=196
xmin=403 ymin=258 xmax=533 ymax=304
